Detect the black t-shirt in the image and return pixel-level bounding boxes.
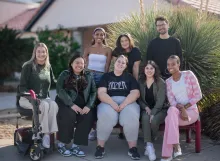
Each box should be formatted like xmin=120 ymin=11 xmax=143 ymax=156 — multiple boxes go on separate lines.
xmin=99 ymin=72 xmax=139 ymax=97
xmin=74 ymin=91 xmax=86 ymax=108
xmin=145 ymin=85 xmax=155 ymax=109
xmin=112 ymin=47 xmax=142 ymax=74
xmin=146 ymin=37 xmax=183 ymax=79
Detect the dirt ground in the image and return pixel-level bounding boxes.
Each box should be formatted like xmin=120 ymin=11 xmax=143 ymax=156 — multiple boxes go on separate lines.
xmin=0 ymin=117 xmax=31 ymax=142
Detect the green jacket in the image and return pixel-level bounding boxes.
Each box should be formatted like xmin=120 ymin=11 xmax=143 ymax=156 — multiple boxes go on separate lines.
xmin=138 ymin=77 xmax=166 ymax=115
xmin=56 ymin=70 xmax=97 ymax=108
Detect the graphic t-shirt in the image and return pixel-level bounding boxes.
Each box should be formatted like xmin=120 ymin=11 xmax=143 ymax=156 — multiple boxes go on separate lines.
xmin=99 ymin=71 xmax=139 ymax=97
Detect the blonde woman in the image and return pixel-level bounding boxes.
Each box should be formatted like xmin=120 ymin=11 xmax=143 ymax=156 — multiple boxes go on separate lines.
xmin=19 ymin=43 xmax=58 ymax=149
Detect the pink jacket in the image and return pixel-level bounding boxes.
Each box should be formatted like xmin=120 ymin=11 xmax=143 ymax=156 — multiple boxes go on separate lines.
xmin=166 ymin=70 xmax=202 ymax=110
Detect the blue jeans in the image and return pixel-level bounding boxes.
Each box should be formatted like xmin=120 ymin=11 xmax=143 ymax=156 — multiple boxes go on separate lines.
xmin=90 ymin=71 xmax=104 ymax=87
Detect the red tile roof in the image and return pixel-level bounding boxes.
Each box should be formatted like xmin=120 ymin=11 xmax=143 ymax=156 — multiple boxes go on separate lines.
xmin=180 ymin=0 xmax=220 ymax=15
xmin=0 ymin=7 xmax=38 ymax=30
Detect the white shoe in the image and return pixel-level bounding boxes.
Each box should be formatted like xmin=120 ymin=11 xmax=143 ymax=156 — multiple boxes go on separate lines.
xmin=88 ymin=130 xmax=97 ymax=141
xmin=160 ymin=156 xmax=172 ymax=161
xmin=173 ymin=151 xmax=182 ymax=158
xmin=42 ymin=134 xmax=50 ymax=148
xmin=144 ymin=145 xmax=148 ymax=156
xmin=173 ymin=145 xmax=182 ymax=158
xmin=146 ymin=145 xmax=156 ymax=161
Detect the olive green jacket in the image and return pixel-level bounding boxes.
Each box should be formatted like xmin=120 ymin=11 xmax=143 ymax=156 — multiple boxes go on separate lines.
xmin=56 ymin=70 xmax=97 ymax=108
xmin=138 ymin=77 xmax=166 ymax=115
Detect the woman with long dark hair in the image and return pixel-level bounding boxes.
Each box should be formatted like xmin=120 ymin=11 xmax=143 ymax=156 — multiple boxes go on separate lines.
xmin=112 ymin=33 xmax=141 ymax=80
xmin=83 ymin=27 xmax=112 ymax=140
xmin=139 ymin=61 xmax=167 ymax=161
xmin=55 ymin=54 xmax=96 ymax=157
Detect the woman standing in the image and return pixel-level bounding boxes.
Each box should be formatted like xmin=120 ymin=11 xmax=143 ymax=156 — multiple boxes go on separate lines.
xmin=112 ymin=33 xmax=141 ymax=80
xmin=161 ymin=55 xmax=202 ymax=161
xmin=139 ymin=61 xmax=167 ymax=161
xmin=84 ymin=27 xmax=112 ymax=140
xmin=56 ymin=54 xmax=96 ymax=157
xmin=19 ymin=43 xmax=58 ymax=149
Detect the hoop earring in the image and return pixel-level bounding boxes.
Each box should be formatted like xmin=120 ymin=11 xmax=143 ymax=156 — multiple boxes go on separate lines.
xmin=164 ymin=68 xmax=170 ymax=75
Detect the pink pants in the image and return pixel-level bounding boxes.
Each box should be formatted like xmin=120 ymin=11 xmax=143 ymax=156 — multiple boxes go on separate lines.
xmin=162 ymin=106 xmax=199 ymax=157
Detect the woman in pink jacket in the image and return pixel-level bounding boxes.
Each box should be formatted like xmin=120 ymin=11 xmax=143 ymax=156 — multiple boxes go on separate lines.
xmin=161 ymin=55 xmax=202 ymax=161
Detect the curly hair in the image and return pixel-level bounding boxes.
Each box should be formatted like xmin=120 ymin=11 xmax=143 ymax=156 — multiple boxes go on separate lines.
xmin=139 ymin=60 xmax=161 ymax=83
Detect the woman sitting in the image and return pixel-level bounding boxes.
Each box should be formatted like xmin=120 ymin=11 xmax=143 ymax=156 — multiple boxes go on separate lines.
xmin=56 ymin=54 xmax=96 ymax=157
xmin=139 ymin=61 xmax=167 ymax=161
xmin=95 ymin=55 xmax=141 ymax=160
xmin=161 ymin=55 xmax=202 ymax=161
xmin=19 ymin=43 xmax=58 ymax=149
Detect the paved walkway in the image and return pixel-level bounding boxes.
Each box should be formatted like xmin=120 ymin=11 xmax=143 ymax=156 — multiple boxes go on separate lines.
xmin=1 ymin=91 xmax=219 ymax=161
xmin=0 ymin=133 xmax=219 ymax=161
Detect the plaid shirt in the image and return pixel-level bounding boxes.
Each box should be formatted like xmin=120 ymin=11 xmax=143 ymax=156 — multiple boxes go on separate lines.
xmin=166 ymin=70 xmax=202 ymax=109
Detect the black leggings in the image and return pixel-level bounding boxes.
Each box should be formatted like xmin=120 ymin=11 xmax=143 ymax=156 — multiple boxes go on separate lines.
xmin=56 ymin=97 xmax=93 ymax=145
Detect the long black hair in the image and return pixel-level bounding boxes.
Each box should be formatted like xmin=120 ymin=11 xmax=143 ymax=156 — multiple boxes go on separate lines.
xmin=91 ymin=27 xmax=107 ymax=45
xmin=139 ymin=60 xmax=161 ymax=83
xmin=64 ymin=54 xmax=88 ymax=91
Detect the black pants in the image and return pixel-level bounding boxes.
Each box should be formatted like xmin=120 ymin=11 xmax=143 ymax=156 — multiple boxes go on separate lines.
xmin=55 ymin=96 xmax=93 ymax=145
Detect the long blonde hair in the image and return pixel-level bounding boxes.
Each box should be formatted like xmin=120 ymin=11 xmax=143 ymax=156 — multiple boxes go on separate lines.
xmin=25 ymin=43 xmax=50 ymax=69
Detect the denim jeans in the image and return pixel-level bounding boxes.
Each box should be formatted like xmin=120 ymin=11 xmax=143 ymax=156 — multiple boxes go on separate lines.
xmin=90 ymin=71 xmax=104 ymax=87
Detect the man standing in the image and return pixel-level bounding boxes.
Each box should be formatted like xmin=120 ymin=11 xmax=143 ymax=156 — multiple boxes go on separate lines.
xmin=146 ymin=16 xmax=183 ymax=79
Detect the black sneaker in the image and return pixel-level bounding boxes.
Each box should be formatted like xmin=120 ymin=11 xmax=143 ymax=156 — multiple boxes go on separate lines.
xmin=95 ymin=145 xmax=105 ymax=159
xmin=128 ymin=147 xmax=140 ymax=160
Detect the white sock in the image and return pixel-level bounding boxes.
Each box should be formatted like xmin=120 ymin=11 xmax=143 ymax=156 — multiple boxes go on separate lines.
xmin=72 ymin=143 xmax=78 ymax=148
xmin=58 ymin=142 xmax=65 ymax=147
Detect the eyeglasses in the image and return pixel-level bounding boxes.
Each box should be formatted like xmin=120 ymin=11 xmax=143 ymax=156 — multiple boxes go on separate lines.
xmin=156 ymin=23 xmax=166 ymax=27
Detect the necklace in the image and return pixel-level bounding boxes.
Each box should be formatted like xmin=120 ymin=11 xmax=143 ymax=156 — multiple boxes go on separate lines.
xmin=173 ymin=72 xmax=181 ymax=81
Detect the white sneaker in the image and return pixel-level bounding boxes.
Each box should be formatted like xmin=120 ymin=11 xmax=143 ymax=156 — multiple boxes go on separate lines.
xmin=173 ymin=151 xmax=182 ymax=158
xmin=160 ymin=156 xmax=172 ymax=161
xmin=42 ymin=134 xmax=50 ymax=148
xmin=173 ymin=145 xmax=182 ymax=158
xmin=146 ymin=145 xmax=156 ymax=161
xmin=144 ymin=146 xmax=148 ymax=156
xmin=88 ymin=130 xmax=97 ymax=141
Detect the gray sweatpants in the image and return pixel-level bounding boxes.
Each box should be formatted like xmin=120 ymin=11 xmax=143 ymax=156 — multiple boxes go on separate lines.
xmin=97 ymin=96 xmax=140 ymax=142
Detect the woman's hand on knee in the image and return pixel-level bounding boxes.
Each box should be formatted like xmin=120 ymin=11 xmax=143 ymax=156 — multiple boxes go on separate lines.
xmin=180 ymin=108 xmax=189 ymax=121
xmin=145 ymin=106 xmax=151 ymax=115
xmin=110 ymin=101 xmax=120 ymax=112
xmin=150 ymin=115 xmax=154 ymax=123
xmin=118 ymin=102 xmax=126 ymax=112
xmin=81 ymin=106 xmax=90 ymax=115
xmin=177 ymin=103 xmax=184 ymax=111
xmin=71 ymin=105 xmax=82 ymax=114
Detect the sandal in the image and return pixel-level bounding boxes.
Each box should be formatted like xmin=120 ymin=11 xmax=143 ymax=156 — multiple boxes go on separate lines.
xmin=57 ymin=146 xmax=72 ymax=157
xmin=70 ymin=146 xmax=85 ymax=157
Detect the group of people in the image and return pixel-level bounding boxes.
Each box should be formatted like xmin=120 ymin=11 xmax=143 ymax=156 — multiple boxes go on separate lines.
xmin=18 ymin=16 xmax=202 ymax=161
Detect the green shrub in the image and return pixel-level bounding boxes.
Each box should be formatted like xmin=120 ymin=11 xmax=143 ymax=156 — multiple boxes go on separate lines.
xmin=107 ymin=7 xmax=220 ymax=110
xmin=0 ymin=26 xmax=34 ymax=85
xmin=37 ymin=27 xmax=80 ymax=78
